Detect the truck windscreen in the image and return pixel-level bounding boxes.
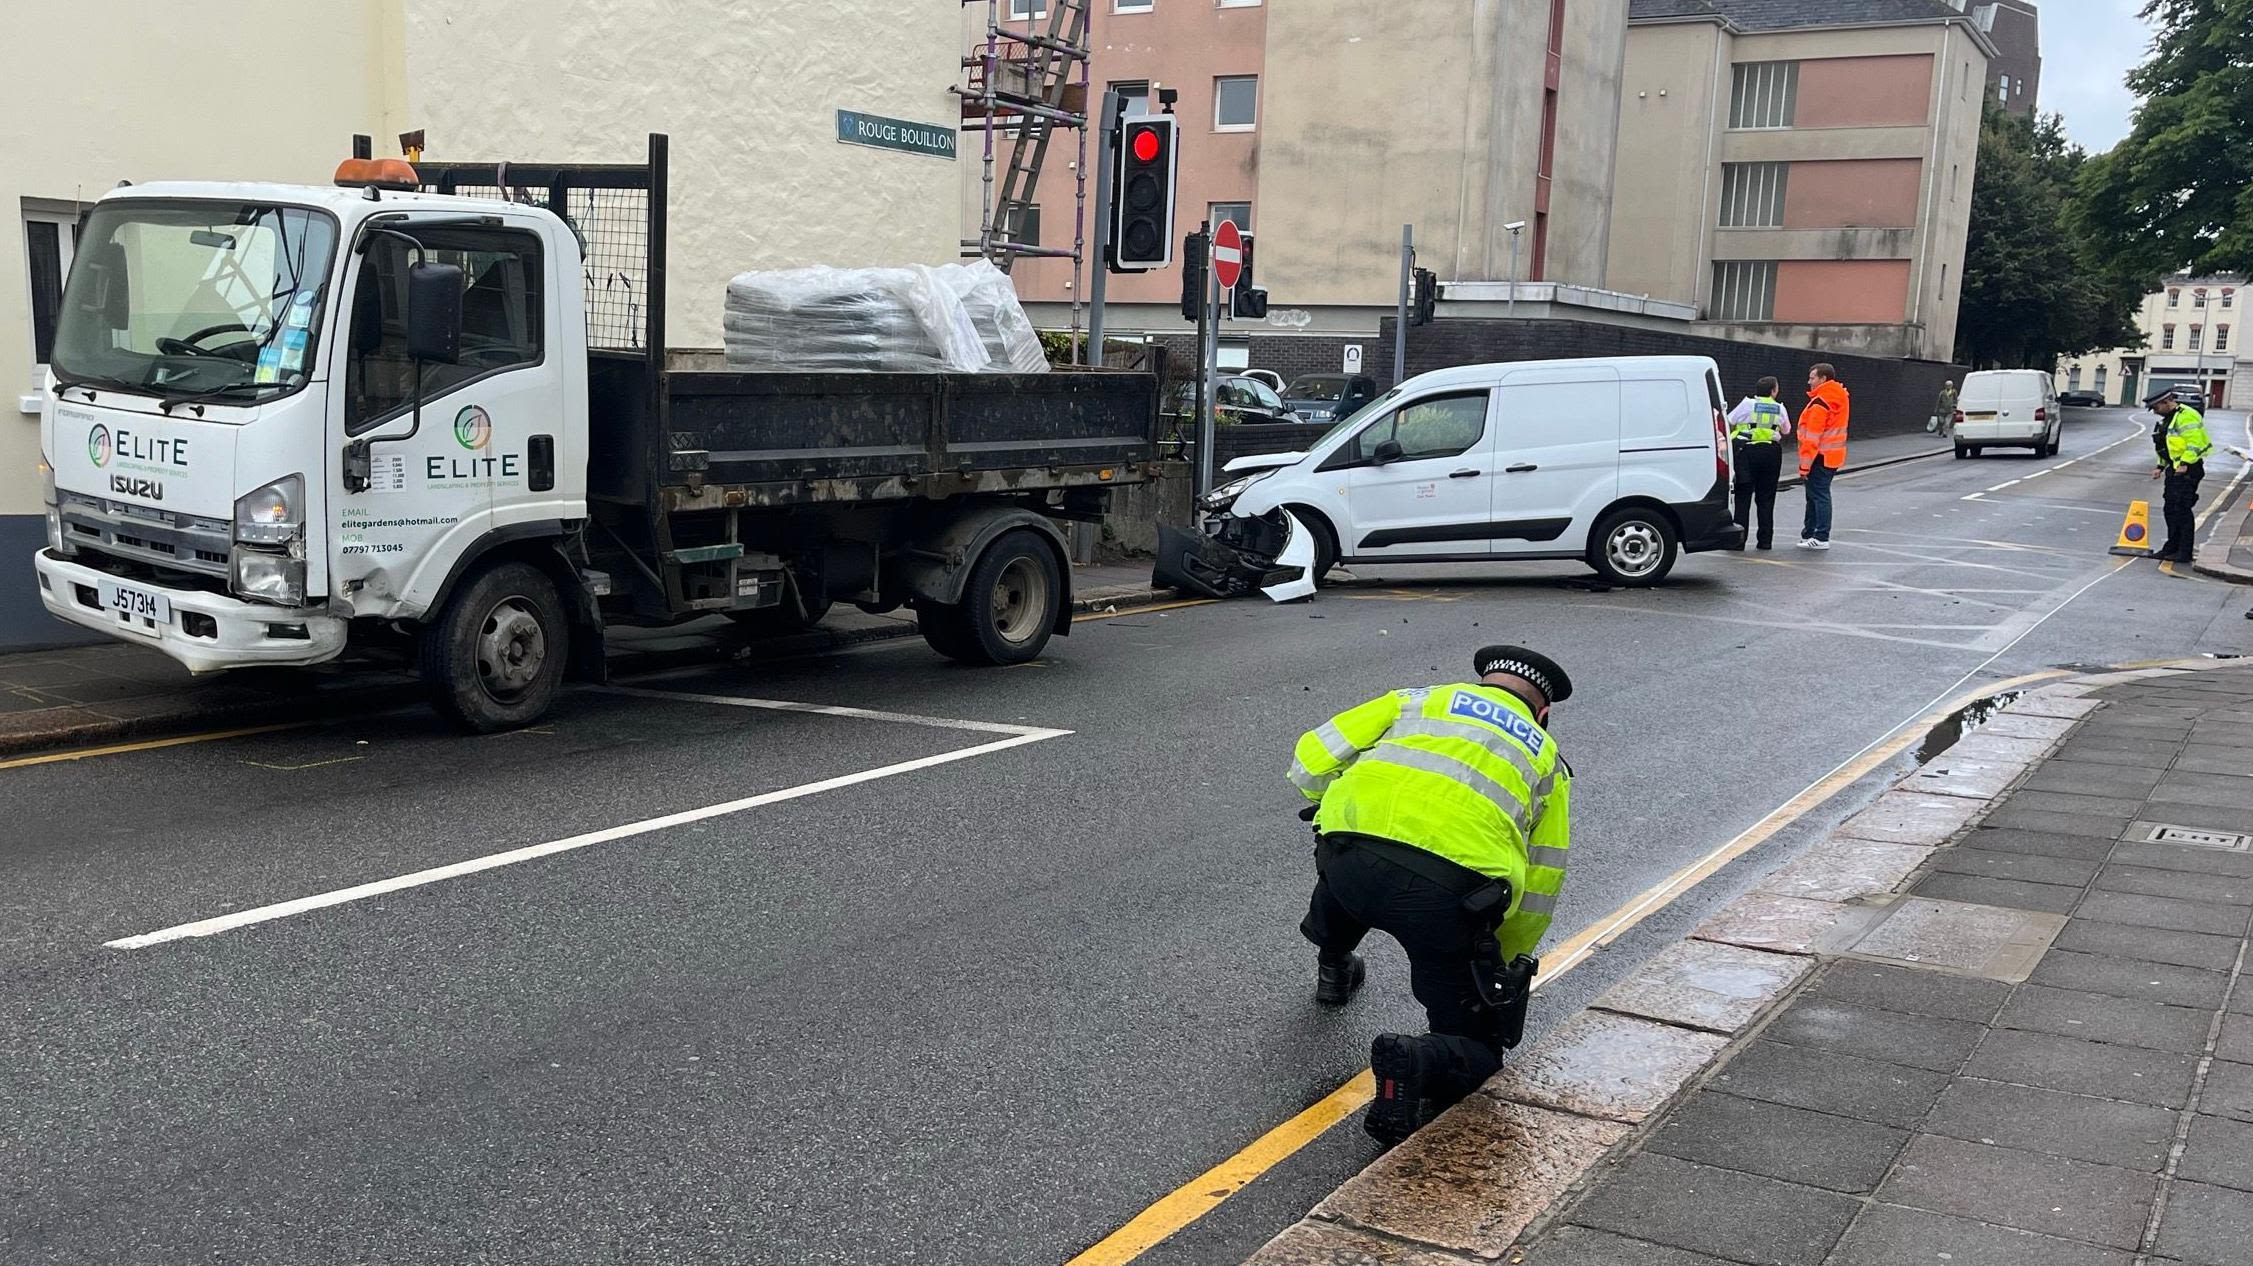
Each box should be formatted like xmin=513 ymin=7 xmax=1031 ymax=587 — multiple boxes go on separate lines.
xmin=51 ymin=201 xmax=339 ymax=407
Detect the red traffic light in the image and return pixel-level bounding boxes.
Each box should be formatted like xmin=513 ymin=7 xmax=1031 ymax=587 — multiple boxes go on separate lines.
xmin=1131 ymin=128 xmax=1162 ymax=163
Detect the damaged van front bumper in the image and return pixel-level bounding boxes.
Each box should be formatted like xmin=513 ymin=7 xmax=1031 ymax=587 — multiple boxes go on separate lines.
xmin=1152 ymin=508 xmax=1317 ymax=603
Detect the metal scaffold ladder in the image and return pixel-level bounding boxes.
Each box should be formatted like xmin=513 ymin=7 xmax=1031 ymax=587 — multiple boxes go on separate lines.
xmin=957 ymin=0 xmax=1092 ymax=349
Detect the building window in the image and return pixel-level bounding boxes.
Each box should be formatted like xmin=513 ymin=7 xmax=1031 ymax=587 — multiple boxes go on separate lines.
xmin=2168 ymin=288 xmax=2180 ymax=307
xmin=1208 ymin=202 xmax=1252 ymax=234
xmin=1108 ymin=80 xmax=1151 ymax=114
xmin=2224 ymin=288 xmax=2235 ymax=309
xmin=1711 ymin=261 xmax=1777 ymax=322
xmin=1729 ymin=61 xmax=1798 ymax=129
xmin=1214 ymin=76 xmax=1258 ymax=131
xmin=1005 ymin=203 xmax=1042 ymax=248
xmin=1008 ymin=0 xmax=1048 ymax=18
xmin=23 ymin=208 xmax=76 ymax=371
xmin=2095 ymin=366 xmax=2108 ymax=395
xmin=1114 ymin=0 xmax=1154 ymax=10
xmin=2068 ymin=366 xmax=2082 ymax=390
xmin=2190 ymin=325 xmax=2203 ymax=350
xmin=1999 ymin=74 xmax=2011 ymax=98
xmin=2195 ymin=288 xmax=2208 ymax=308
xmin=1217 ymin=0 xmax=1262 ymax=7
xmin=1718 ymin=162 xmax=1788 ymax=228
xmin=2218 ymin=325 xmax=2231 ymax=352
xmin=2163 ymin=324 xmax=2176 ymax=349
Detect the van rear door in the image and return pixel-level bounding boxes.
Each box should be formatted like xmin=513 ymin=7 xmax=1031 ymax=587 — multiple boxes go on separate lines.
xmin=1488 ymin=365 xmax=1622 ymax=557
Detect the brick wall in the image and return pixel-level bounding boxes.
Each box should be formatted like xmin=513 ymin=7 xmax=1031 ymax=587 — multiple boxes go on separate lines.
xmin=1386 ymin=317 xmax=1972 ymax=439
xmin=1148 ymin=334 xmax=1373 ymax=390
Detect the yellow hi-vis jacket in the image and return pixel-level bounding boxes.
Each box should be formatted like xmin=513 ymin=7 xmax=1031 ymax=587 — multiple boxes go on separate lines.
xmin=2162 ymin=405 xmax=2213 ymax=467
xmin=1289 ymin=683 xmax=1572 ymax=960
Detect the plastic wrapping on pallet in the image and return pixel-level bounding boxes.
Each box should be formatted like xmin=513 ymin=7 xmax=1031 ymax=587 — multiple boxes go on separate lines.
xmin=721 ymin=262 xmax=1047 ymax=374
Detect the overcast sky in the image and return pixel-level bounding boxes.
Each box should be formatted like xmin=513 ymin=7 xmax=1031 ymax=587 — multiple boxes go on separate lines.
xmin=2038 ymin=0 xmax=2161 ymax=153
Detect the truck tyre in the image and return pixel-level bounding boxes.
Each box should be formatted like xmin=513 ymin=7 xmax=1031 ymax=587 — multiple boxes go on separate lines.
xmin=1587 ymin=506 xmax=1678 ymax=587
xmin=922 ymin=529 xmax=1061 ymax=665
xmin=419 ymin=561 xmax=567 ymax=733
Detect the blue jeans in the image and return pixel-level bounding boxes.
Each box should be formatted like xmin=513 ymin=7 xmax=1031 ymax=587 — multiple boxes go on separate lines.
xmin=1802 ymin=461 xmax=1835 ymax=542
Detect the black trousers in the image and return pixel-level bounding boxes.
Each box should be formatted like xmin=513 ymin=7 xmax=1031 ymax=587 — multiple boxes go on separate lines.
xmin=1301 ymin=838 xmax=1505 ymax=1095
xmin=2161 ymin=462 xmax=2205 ymax=561
xmin=1732 ymin=441 xmax=1784 ymax=547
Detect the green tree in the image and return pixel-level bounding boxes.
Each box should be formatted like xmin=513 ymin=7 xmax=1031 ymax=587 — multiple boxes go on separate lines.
xmin=1955 ymin=107 xmax=2142 ymax=367
xmin=2073 ymin=0 xmax=2253 ymax=279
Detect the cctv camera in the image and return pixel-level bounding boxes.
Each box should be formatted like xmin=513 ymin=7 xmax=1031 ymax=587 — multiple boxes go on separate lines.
xmin=1503 ymin=221 xmax=1527 ymax=232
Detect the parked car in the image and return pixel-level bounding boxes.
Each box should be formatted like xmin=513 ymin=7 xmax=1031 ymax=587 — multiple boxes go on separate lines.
xmin=1954 ymin=369 xmax=2063 ymax=458
xmin=1283 ymin=373 xmax=1382 ymax=425
xmin=2058 ymin=390 xmax=2107 ymax=407
xmin=1166 ymin=375 xmax=1303 ymax=426
xmin=1155 ymin=356 xmax=1743 ymax=594
xmin=1240 ymin=369 xmax=1287 ymax=394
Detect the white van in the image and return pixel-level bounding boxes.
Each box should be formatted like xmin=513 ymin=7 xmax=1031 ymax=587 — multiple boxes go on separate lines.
xmin=1954 ymin=369 xmax=2062 ymax=457
xmin=1155 ymin=356 xmax=1743 ymax=594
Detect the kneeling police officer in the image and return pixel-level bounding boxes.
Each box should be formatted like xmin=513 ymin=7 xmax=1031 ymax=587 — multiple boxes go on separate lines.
xmin=1289 ymin=644 xmax=1573 ymax=1146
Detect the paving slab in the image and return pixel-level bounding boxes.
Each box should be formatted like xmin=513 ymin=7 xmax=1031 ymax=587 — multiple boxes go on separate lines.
xmin=2005 ymin=692 xmax=2105 ymax=720
xmin=2052 ymin=919 xmax=2243 ymax=971
xmin=2108 ymin=840 xmax=2253 ymax=878
xmin=1755 ymin=839 xmax=1930 ymax=904
xmin=2075 ymin=890 xmax=2252 ymax=938
xmin=1903 ymin=754 xmax=2026 ymax=800
xmin=1565 ymin=1153 xmax=1858 ymax=1266
xmin=1690 ymin=892 xmax=1849 ymax=956
xmin=1833 ymin=896 xmax=2065 ymax=982
xmin=1996 ymin=984 xmax=2216 ymax=1054
xmin=2175 ymin=749 xmax=2253 ymax=775
xmin=1760 ymin=998 xmax=1984 ymax=1073
xmin=1313 ymin=1097 xmax=1628 ymax=1259
xmin=1960 ymin=826 xmax=2121 ymax=860
xmin=2149 ymin=779 xmax=2253 ymax=813
xmin=2022 ymin=757 xmax=2170 ymax=791
xmin=1911 ymin=870 xmax=2085 ymax=914
xmin=1705 ymin=1041 xmax=1951 ymax=1129
xmin=2028 ymin=949 xmax=2232 ymax=1010
xmin=1823 ymin=1203 xmax=2134 ymax=1266
xmin=1877 ymin=1133 xmax=2158 ymax=1249
xmin=2220 ymin=1015 xmax=2253 ymax=1064
xmin=2138 ymin=801 xmax=2253 ymax=835
xmin=2176 ymin=1113 xmax=2253 ymax=1193
xmin=1967 ymin=712 xmax=2078 ymax=742
xmin=1977 ymin=806 xmax=2136 ymax=839
xmin=1934 ymin=731 xmax=2055 ymax=763
xmin=2050 ymin=741 xmax=2181 ymax=771
xmin=1644 ymin=1090 xmax=1908 ymax=1193
xmin=1961 ymin=1029 xmax=2200 ymax=1108
xmin=1590 ymin=939 xmax=1811 ymax=1035
xmin=1519 ymin=1226 xmax=1741 ymax=1266
xmin=1240 ymin=1219 xmax=1478 ymax=1266
xmin=1487 ymin=1010 xmax=1727 ymax=1124
xmin=2151 ymin=1180 xmax=2253 ymax=1266
xmin=1802 ymin=960 xmax=2010 ymax=1024
xmin=1835 ymin=790 xmax=1986 ymax=846
xmin=2199 ymin=1059 xmax=2253 ymax=1123
xmin=1924 ymin=1078 xmax=2178 ymax=1170
xmin=1930 ymin=847 xmax=2102 ymax=888
xmin=2096 ymin=863 xmax=2253 ymax=906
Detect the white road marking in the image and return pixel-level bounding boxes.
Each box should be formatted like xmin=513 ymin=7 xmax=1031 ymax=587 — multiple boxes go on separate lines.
xmin=1962 ymin=422 xmax=2150 ymax=502
xmin=598 ymin=685 xmax=1058 ymax=737
xmin=106 ymin=698 xmax=1072 ymax=950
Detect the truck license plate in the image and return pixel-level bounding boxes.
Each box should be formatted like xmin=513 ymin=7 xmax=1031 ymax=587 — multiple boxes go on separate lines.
xmin=98 ymin=579 xmax=172 ymax=625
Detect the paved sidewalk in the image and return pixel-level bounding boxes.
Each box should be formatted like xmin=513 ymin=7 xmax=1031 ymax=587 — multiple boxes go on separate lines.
xmin=1247 ymin=660 xmax=2253 ymax=1266
xmin=1780 ymin=432 xmax=1953 ymax=490
xmin=0 ymin=563 xmax=1162 ymax=756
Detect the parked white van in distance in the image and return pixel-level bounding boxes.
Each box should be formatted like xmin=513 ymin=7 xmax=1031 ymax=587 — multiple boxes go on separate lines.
xmin=1953 ymin=369 xmax=2063 ymax=458
xmin=1154 ymin=356 xmax=1744 ymax=596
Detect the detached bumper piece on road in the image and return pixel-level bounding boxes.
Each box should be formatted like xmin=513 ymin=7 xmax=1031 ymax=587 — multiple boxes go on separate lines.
xmin=1152 ymin=510 xmax=1314 ymax=602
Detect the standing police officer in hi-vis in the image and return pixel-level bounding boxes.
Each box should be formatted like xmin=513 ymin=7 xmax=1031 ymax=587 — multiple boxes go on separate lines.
xmin=1287 ymin=644 xmax=1573 ymax=1147
xmin=1726 ymin=376 xmax=1794 ymax=550
xmin=2146 ymin=387 xmax=2213 ymax=564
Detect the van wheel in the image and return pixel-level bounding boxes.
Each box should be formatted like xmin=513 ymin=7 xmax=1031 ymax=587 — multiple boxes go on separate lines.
xmin=923 ymin=530 xmax=1060 ymax=665
xmin=1588 ymin=507 xmax=1678 ymax=587
xmin=1290 ymin=507 xmax=1340 ymax=584
xmin=419 ymin=561 xmax=567 ymax=733
xmin=1954 ymin=444 xmax=1970 ymax=459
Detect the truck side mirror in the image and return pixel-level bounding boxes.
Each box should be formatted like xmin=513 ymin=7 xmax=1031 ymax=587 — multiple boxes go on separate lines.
xmin=406 ymin=261 xmax=464 ymax=364
xmin=1373 ymin=439 xmax=1405 ymax=465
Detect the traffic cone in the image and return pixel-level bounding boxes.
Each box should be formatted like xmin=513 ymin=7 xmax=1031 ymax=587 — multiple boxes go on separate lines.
xmin=2109 ymin=500 xmax=2155 ymax=556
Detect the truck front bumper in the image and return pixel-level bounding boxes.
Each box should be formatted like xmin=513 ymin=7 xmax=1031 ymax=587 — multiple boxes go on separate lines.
xmin=35 ymin=551 xmax=347 ymax=674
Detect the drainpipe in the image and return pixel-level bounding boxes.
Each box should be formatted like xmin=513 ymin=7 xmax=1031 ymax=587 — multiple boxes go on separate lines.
xmin=1694 ymin=29 xmax=1722 ymax=313
xmin=1914 ymin=27 xmax=1955 ymax=346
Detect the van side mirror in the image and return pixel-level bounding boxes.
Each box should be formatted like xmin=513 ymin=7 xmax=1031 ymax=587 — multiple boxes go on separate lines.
xmin=406 ymin=261 xmax=464 ymax=364
xmin=1373 ymin=439 xmax=1405 ymax=465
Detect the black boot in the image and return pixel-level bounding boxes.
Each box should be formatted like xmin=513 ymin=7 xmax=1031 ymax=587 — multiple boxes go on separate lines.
xmin=1365 ymin=1033 xmax=1446 ymax=1148
xmin=1316 ymin=953 xmax=1366 ymax=1006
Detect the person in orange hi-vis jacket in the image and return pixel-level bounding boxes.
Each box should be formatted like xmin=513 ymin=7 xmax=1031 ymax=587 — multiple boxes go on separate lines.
xmin=1797 ymin=363 xmax=1850 ymax=550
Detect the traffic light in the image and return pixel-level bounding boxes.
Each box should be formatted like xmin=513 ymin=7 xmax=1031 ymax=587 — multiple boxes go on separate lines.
xmin=1180 ymin=228 xmax=1207 ymax=321
xmin=1232 ymin=233 xmax=1269 ymax=320
xmin=1411 ymin=268 xmax=1438 ymax=326
xmin=1111 ymin=115 xmax=1179 ymax=272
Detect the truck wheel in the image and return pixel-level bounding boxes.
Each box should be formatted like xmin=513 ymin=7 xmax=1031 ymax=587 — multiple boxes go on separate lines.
xmin=419 ymin=561 xmax=567 ymax=733
xmin=1587 ymin=507 xmax=1678 ymax=587
xmin=924 ymin=530 xmax=1061 ymax=665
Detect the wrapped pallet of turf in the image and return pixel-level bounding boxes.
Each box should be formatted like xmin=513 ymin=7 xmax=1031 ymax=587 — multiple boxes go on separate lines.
xmin=720 ymin=266 xmax=988 ymax=373
xmin=939 ymin=260 xmax=1049 ymax=374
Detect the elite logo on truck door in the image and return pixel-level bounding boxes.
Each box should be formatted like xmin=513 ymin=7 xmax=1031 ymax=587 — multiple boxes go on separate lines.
xmin=426 ymin=405 xmax=522 ymax=485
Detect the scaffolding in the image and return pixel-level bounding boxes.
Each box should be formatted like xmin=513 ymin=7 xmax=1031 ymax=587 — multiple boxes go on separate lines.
xmin=956 ymin=0 xmax=1092 ymax=356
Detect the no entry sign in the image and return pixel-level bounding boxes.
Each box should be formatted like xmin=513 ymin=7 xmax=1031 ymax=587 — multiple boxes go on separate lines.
xmin=1212 ymin=219 xmax=1243 ymax=291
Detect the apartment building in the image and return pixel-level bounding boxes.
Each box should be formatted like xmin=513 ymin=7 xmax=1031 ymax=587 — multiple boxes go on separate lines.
xmin=1606 ymin=0 xmax=1993 ymax=363
xmin=4 ymin=0 xmax=963 ymax=648
xmin=983 ymin=0 xmax=1628 ymax=372
xmin=1977 ymin=0 xmax=2041 ymax=117
xmin=2057 ymin=274 xmax=2246 ymax=409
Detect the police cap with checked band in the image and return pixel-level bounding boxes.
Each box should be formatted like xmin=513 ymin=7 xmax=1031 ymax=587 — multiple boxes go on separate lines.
xmin=1473 ymin=645 xmax=1573 ymax=706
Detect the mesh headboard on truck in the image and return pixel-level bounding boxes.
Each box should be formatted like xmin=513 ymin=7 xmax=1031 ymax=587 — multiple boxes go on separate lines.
xmin=370 ymin=133 xmax=669 ymax=360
